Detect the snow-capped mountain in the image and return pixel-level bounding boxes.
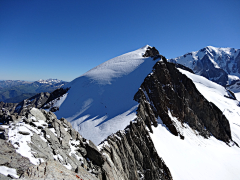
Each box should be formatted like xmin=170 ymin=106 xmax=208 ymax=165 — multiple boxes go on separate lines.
xmin=169 ymin=46 xmax=240 ymax=87
xmin=37 ymin=78 xmax=65 ymax=84
xmin=50 ymin=45 xmax=240 ymax=179
xmin=55 ymin=45 xmax=158 ymax=144
xmin=1 ymin=45 xmax=240 ymax=180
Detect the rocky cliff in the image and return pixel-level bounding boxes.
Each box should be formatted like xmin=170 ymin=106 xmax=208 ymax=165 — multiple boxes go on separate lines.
xmin=135 ymin=49 xmax=232 ymax=143
xmin=99 ymin=119 xmax=172 ymax=180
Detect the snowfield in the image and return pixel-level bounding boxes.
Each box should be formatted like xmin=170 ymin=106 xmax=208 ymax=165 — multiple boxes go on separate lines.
xmin=55 ymin=45 xmax=157 ymax=144
xmin=151 ymin=69 xmax=240 ymax=180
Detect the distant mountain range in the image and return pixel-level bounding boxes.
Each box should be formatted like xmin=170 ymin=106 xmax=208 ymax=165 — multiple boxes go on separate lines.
xmin=169 ymin=46 xmax=240 ymax=88
xmin=0 ymin=79 xmax=68 ymax=103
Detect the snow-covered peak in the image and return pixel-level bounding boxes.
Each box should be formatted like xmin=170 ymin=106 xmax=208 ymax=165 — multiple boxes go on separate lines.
xmin=55 ymin=46 xmax=158 ymax=144
xmin=76 ymin=45 xmax=152 ymax=85
xmin=141 ymin=44 xmax=151 ymax=49
xmin=36 ymin=79 xmax=64 ymax=84
xmin=169 ymin=46 xmax=240 ymax=87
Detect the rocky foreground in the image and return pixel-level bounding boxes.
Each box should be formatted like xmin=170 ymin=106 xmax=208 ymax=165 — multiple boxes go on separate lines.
xmin=0 ymin=107 xmax=172 ymax=180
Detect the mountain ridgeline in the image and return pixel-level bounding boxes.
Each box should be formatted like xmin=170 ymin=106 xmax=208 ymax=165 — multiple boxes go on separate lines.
xmin=135 ymin=50 xmax=232 ymax=143
xmin=169 ymin=46 xmax=240 ymax=87
xmin=0 ymin=46 xmax=238 ymax=179
xmin=0 ymin=79 xmax=68 ymax=103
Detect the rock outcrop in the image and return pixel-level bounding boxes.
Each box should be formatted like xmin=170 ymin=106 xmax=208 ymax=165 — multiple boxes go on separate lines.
xmin=99 ymin=119 xmax=172 ymax=180
xmin=14 ymin=92 xmax=51 ymax=115
xmin=135 ymin=58 xmax=232 ymax=143
xmin=0 ymin=105 xmax=173 ymax=180
xmin=0 ymin=106 xmax=173 ymax=180
xmin=20 ymin=161 xmax=98 ymax=180
xmin=0 ymin=139 xmax=33 ymax=177
xmin=0 ymin=102 xmax=17 ymax=114
xmin=0 ymin=87 xmax=70 ymax=117
xmin=0 ymin=108 xmax=103 ymax=179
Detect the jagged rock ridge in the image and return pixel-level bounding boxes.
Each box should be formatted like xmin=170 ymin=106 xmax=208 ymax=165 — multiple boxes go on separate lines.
xmin=135 ymin=56 xmax=232 ymax=143
xmin=0 ymin=105 xmax=173 ymax=179
xmin=99 ymin=119 xmax=172 ymax=180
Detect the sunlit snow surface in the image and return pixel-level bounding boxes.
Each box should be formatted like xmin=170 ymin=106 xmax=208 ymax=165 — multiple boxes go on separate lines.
xmin=151 ymin=69 xmax=240 ymax=180
xmin=55 ymin=45 xmax=157 ymax=144
xmin=169 ymin=46 xmax=240 ymax=85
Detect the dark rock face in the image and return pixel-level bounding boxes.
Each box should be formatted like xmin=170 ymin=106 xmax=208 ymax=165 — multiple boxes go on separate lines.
xmin=175 ymin=63 xmax=194 ymax=73
xmin=41 ymin=87 xmax=70 ymax=110
xmin=135 ymin=59 xmax=232 ymax=143
xmin=99 ymin=119 xmax=172 ymax=180
xmin=143 ymin=46 xmax=160 ymax=59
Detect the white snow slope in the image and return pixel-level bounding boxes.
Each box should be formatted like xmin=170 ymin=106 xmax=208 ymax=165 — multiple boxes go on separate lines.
xmin=55 ymin=45 xmax=157 ymax=144
xmin=54 ymin=45 xmax=240 ymax=180
xmin=151 ymin=69 xmax=240 ymax=180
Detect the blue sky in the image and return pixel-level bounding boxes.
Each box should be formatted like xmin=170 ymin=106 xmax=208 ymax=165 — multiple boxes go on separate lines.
xmin=1 ymin=0 xmax=239 ymax=81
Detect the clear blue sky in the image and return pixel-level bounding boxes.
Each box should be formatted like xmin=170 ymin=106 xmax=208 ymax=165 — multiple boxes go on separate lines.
xmin=1 ymin=0 xmax=239 ymax=81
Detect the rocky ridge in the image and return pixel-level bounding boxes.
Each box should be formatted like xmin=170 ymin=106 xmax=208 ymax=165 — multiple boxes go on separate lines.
xmin=0 ymin=87 xmax=69 ymax=119
xmin=135 ymin=50 xmax=232 ymax=143
xmin=0 ymin=108 xmax=103 ymax=179
xmin=0 ymin=106 xmax=173 ymax=179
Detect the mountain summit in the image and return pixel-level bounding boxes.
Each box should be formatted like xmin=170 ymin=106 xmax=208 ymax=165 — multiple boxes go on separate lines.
xmin=55 ymin=45 xmax=159 ymax=144
xmin=1 ymin=46 xmax=240 ymax=180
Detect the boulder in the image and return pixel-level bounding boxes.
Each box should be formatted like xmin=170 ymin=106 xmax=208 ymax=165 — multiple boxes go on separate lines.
xmin=30 ymin=108 xmax=46 ymax=121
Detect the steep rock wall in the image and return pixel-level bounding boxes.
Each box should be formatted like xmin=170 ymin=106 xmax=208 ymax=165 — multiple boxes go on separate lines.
xmin=99 ymin=119 xmax=172 ymax=180
xmin=135 ymin=58 xmax=232 ymax=143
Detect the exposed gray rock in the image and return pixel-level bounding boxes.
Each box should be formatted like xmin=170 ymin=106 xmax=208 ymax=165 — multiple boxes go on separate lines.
xmin=0 ymin=173 xmax=11 ymax=180
xmin=86 ymin=140 xmax=104 ymax=166
xmin=0 ymin=139 xmax=33 ymax=176
xmin=15 ymin=92 xmax=51 ymax=116
xmin=143 ymin=46 xmax=160 ymax=58
xmin=0 ymin=126 xmax=5 ymax=131
xmin=29 ymin=108 xmax=46 ymax=121
xmin=20 ymin=161 xmax=98 ymax=180
xmin=0 ymin=102 xmax=17 ymax=115
xmin=28 ymin=133 xmax=54 ymax=161
xmin=99 ymin=119 xmax=173 ymax=180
